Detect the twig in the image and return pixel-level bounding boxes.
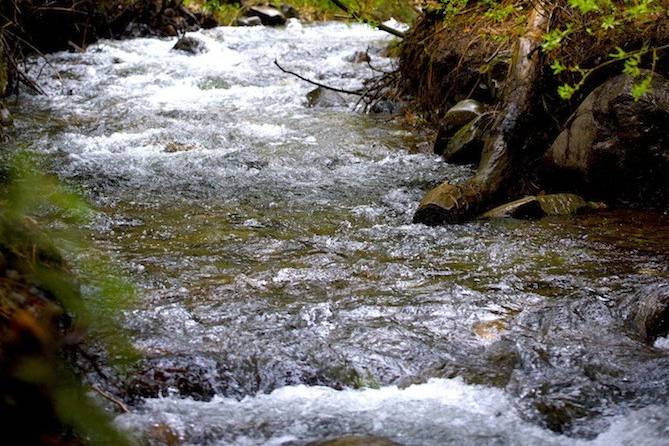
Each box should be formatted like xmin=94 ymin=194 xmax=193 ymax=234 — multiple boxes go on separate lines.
xmin=273 ymin=59 xmax=363 ymax=95
xmin=91 ymin=384 xmax=129 ymax=414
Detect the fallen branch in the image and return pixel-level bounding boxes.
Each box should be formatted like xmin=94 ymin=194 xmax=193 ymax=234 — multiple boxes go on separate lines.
xmin=327 ymin=0 xmax=405 ymax=39
xmin=91 ymin=384 xmax=129 ymax=414
xmin=273 ymin=59 xmax=363 ymax=95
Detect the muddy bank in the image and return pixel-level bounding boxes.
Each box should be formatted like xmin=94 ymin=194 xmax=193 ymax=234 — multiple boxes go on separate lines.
xmin=398 ymin=2 xmax=669 ymax=223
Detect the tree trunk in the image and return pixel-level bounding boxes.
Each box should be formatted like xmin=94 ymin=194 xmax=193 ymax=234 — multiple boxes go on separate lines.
xmin=413 ymin=2 xmax=551 ymax=225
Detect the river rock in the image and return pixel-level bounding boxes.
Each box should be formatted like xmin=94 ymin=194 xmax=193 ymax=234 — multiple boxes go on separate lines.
xmin=306 ymin=87 xmax=349 ymax=108
xmin=0 ymin=103 xmax=12 ymax=127
xmin=280 ymin=4 xmax=300 ymax=19
xmin=172 ymin=35 xmax=207 ymax=54
xmin=345 ymin=51 xmax=371 ymax=63
xmin=440 ymin=114 xmax=492 ymax=164
xmin=237 ymin=16 xmax=262 ymax=26
xmin=481 ymin=194 xmax=604 ymax=219
xmin=413 ymin=181 xmax=471 ymax=225
xmin=246 ymin=6 xmax=287 ymax=26
xmin=309 ymin=436 xmax=402 ymax=446
xmin=443 ymin=99 xmax=485 ymax=130
xmin=543 ymin=72 xmax=669 ymax=207
xmin=631 ymin=284 xmax=669 ymax=343
xmin=434 ymin=99 xmax=486 ymax=157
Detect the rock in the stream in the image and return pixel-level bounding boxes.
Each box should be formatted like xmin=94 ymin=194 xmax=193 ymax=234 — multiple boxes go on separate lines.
xmin=306 ymin=87 xmax=350 ymax=108
xmin=345 ymin=51 xmax=371 ymax=64
xmin=370 ymin=100 xmax=404 ymax=115
xmin=412 ymin=181 xmax=471 ymax=225
xmin=245 ymin=6 xmax=287 ymax=26
xmin=443 ymin=99 xmax=485 ymax=130
xmin=0 ymin=103 xmax=12 ymax=127
xmin=481 ymin=194 xmax=604 ymax=219
xmin=543 ymin=71 xmax=669 ymax=207
xmin=631 ymin=284 xmax=669 ymax=343
xmin=439 ymin=114 xmax=492 ymax=164
xmin=308 ymin=436 xmax=403 ymax=446
xmin=237 ymin=16 xmax=263 ymax=26
xmin=172 ymin=35 xmax=207 ymax=54
xmin=434 ymin=99 xmax=486 ymax=158
xmin=280 ymin=3 xmax=300 ymax=19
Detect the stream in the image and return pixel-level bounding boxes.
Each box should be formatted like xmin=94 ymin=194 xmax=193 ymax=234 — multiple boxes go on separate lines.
xmin=8 ymin=21 xmax=669 ymax=446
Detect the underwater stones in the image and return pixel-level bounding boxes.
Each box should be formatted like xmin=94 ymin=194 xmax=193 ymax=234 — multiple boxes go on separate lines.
xmin=246 ymin=6 xmax=287 ymax=26
xmin=543 ymin=72 xmax=669 ymax=207
xmin=632 ymin=284 xmax=669 ymax=343
xmin=309 ymin=436 xmax=403 ymax=446
xmin=237 ymin=16 xmax=263 ymax=26
xmin=481 ymin=194 xmax=604 ymax=219
xmin=172 ymin=35 xmax=207 ymax=55
xmin=306 ymin=87 xmax=349 ymax=108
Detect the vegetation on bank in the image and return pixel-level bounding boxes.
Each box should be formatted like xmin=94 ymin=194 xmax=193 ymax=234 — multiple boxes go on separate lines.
xmin=0 ymin=154 xmax=137 ymax=445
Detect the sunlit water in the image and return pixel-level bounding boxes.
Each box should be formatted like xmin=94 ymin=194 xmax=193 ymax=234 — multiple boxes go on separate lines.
xmin=9 ymin=21 xmax=669 ymax=445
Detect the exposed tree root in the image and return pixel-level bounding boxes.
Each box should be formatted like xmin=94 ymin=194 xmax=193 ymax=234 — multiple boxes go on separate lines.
xmin=414 ymin=1 xmax=552 ymax=225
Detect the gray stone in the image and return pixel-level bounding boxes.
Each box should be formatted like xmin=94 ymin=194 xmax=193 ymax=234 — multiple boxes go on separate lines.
xmin=442 ymin=99 xmax=485 ymax=130
xmin=306 ymin=87 xmax=350 ymax=108
xmin=172 ymin=35 xmax=207 ymax=55
xmin=0 ymin=103 xmax=12 ymax=127
xmin=345 ymin=51 xmax=371 ymax=64
xmin=236 ymin=16 xmax=262 ymax=26
xmin=280 ymin=4 xmax=300 ymax=19
xmin=441 ymin=114 xmax=491 ymax=164
xmin=246 ymin=6 xmax=287 ymax=26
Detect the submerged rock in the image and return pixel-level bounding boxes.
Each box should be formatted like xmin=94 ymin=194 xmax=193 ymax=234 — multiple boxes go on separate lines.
xmin=237 ymin=16 xmax=262 ymax=26
xmin=631 ymin=284 xmax=669 ymax=343
xmin=246 ymin=6 xmax=287 ymax=26
xmin=345 ymin=51 xmax=371 ymax=63
xmin=306 ymin=87 xmax=350 ymax=108
xmin=172 ymin=35 xmax=207 ymax=54
xmin=481 ymin=194 xmax=604 ymax=219
xmin=309 ymin=436 xmax=402 ymax=446
xmin=543 ymin=72 xmax=669 ymax=207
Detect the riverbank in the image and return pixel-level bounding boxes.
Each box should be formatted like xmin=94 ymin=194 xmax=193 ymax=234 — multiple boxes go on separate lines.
xmin=398 ymin=1 xmax=669 ymax=224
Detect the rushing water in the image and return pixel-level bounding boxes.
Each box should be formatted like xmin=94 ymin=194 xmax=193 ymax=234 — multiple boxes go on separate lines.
xmin=9 ymin=21 xmax=669 ymax=446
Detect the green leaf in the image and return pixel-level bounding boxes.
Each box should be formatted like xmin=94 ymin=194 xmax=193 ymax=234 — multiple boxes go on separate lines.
xmin=550 ymin=59 xmax=567 ymax=75
xmin=558 ymin=83 xmax=577 ymax=100
xmin=631 ymin=74 xmax=652 ymax=101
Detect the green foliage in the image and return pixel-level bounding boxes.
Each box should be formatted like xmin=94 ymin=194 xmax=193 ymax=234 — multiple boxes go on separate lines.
xmin=1 ymin=152 xmax=137 ymax=445
xmin=540 ymin=0 xmax=667 ymax=101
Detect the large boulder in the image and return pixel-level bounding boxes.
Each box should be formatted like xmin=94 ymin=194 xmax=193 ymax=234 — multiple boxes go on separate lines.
xmin=543 ymin=72 xmax=669 ymax=207
xmin=245 ymin=6 xmax=287 ymax=26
